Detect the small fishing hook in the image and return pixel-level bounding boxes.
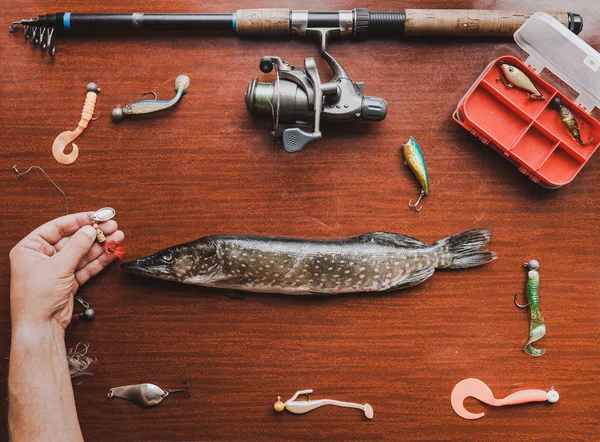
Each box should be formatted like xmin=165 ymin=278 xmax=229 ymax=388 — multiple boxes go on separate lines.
xmin=142 ymin=91 xmax=158 ymax=100
xmin=12 ymin=165 xmax=69 ymax=214
xmin=514 ymin=292 xmax=528 ymax=308
xmin=408 ymin=189 xmax=425 ymax=212
xmin=509 ymin=382 xmax=523 ymax=394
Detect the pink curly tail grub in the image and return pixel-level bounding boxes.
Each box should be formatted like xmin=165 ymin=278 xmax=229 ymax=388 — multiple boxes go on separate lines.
xmin=451 ymin=378 xmax=559 ymax=420
xmin=52 ymin=83 xmax=100 ymax=164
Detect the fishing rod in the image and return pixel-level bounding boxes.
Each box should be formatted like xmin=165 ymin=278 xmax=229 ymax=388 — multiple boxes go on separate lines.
xmin=10 ymin=9 xmax=583 ymax=57
xmin=8 ymin=8 xmax=584 ymax=152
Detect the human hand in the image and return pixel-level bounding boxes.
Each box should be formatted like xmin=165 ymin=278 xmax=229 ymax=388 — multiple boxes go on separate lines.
xmin=9 ymin=212 xmax=124 ymax=329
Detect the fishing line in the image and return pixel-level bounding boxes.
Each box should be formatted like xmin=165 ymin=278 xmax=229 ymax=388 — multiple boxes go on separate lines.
xmin=12 ymin=165 xmax=69 ymax=214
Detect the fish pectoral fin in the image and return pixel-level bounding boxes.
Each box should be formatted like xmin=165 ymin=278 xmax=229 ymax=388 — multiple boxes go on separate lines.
xmin=356 ymin=232 xmax=426 ymax=248
xmin=386 ymin=266 xmax=435 ymax=291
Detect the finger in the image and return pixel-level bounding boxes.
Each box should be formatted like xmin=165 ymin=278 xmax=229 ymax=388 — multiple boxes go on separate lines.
xmin=75 ymin=230 xmax=124 ymax=271
xmin=55 ymin=225 xmax=97 ymax=272
xmin=54 ymin=220 xmax=119 ymax=253
xmin=30 ymin=212 xmax=96 ymax=245
xmin=20 ymin=236 xmax=56 ymax=257
xmin=75 ymin=251 xmax=118 ymax=287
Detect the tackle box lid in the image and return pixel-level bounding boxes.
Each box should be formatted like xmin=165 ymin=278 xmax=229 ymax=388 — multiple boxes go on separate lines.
xmin=514 ymin=12 xmax=600 ymax=113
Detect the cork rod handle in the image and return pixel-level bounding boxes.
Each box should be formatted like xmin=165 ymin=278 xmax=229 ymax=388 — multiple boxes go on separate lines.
xmin=404 ymin=9 xmax=569 ymax=36
xmin=236 ymin=9 xmax=290 ymax=36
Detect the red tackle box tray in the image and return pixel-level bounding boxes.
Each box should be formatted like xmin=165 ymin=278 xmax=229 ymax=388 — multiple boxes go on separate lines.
xmin=453 ymin=13 xmax=600 ymax=188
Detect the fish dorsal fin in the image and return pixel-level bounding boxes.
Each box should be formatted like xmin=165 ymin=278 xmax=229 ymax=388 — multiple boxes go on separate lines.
xmin=356 ymin=232 xmax=426 ymax=248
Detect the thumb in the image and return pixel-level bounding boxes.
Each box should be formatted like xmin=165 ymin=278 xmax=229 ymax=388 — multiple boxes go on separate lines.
xmin=56 ymin=225 xmax=97 ymax=271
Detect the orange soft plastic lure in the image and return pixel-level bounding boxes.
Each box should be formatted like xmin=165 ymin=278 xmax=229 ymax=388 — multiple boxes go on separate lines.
xmin=52 ymin=82 xmax=100 ymax=164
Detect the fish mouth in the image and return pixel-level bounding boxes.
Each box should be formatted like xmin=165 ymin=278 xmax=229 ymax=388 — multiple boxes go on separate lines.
xmin=121 ymin=256 xmax=173 ymax=279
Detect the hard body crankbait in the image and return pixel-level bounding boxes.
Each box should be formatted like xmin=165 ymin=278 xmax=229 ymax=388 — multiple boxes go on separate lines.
xmin=402 ymin=136 xmax=429 ymax=212
xmin=515 ymin=260 xmax=546 ymax=357
xmin=122 ymin=229 xmax=496 ymax=295
xmin=451 ymin=378 xmax=559 ymax=420
xmin=550 ymin=97 xmax=593 ymax=145
xmin=497 ymin=62 xmax=544 ymax=100
xmin=108 ymin=381 xmax=190 ymax=407
xmin=274 ymin=389 xmax=374 ymax=419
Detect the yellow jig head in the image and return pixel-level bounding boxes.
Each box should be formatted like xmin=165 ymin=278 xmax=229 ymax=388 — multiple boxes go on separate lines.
xmin=402 ymin=136 xmax=429 ymax=212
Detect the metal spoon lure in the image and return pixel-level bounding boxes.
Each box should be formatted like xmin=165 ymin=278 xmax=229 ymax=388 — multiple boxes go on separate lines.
xmin=107 ymin=381 xmax=190 ymax=407
xmin=112 ymin=75 xmax=190 ymax=121
xmin=89 ymin=207 xmax=126 ymax=259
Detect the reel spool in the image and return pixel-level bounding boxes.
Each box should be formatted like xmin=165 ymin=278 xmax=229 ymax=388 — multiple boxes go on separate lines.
xmin=245 ymin=30 xmax=387 ymax=152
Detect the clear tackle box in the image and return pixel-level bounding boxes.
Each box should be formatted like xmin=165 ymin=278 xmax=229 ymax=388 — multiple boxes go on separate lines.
xmin=453 ymin=13 xmax=600 ymax=188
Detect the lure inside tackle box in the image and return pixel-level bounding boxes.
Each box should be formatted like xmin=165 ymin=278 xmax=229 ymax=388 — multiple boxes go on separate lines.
xmin=453 ymin=13 xmax=600 ymax=188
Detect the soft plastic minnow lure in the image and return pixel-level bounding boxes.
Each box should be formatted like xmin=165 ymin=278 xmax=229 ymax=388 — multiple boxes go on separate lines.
xmin=497 ymin=62 xmax=545 ymax=100
xmin=402 ymin=136 xmax=429 ymax=212
xmin=515 ymin=259 xmax=546 ymax=357
xmin=550 ymin=97 xmax=594 ymax=145
xmin=274 ymin=389 xmax=374 ymax=419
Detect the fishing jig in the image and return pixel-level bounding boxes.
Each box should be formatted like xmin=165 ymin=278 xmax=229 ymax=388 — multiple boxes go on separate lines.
xmin=550 ymin=97 xmax=594 ymax=145
xmin=71 ymin=296 xmax=95 ymax=324
xmin=108 ymin=381 xmax=190 ymax=407
xmin=245 ymin=29 xmax=387 ymax=152
xmin=274 ymin=389 xmax=374 ymax=419
xmin=515 ymin=259 xmax=546 ymax=357
xmin=12 ymin=165 xmax=69 ymax=214
xmin=402 ymin=137 xmax=429 ymax=212
xmin=497 ymin=62 xmax=545 ymax=100
xmin=90 ymin=207 xmax=126 ymax=259
xmin=112 ymin=75 xmax=190 ymax=121
xmin=53 ymin=82 xmax=100 ymax=165
xmin=451 ymin=378 xmax=559 ymax=419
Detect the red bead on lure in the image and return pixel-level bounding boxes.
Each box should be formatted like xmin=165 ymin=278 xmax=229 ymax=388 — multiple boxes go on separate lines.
xmin=90 ymin=207 xmax=126 ymax=259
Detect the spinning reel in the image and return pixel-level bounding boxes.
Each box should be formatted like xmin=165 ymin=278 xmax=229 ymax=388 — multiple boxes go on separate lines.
xmin=245 ymin=29 xmax=387 ymax=152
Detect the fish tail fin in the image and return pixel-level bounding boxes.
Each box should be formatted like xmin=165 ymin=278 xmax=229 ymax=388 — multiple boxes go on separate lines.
xmin=432 ymin=229 xmax=497 ymax=269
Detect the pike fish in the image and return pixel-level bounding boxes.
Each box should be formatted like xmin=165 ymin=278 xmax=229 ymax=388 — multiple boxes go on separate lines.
xmin=122 ymin=229 xmax=496 ymax=295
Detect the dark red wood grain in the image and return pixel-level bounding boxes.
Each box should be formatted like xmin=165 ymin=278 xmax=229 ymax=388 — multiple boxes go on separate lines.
xmin=1 ymin=1 xmax=599 ymax=440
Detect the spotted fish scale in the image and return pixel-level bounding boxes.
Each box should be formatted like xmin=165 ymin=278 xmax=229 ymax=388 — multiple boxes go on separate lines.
xmin=123 ymin=229 xmax=496 ymax=295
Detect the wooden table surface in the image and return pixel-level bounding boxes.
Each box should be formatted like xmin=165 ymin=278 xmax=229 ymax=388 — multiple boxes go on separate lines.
xmin=1 ymin=1 xmax=599 ymax=440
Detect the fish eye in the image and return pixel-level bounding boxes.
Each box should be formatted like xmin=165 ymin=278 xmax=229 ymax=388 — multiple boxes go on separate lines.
xmin=161 ymin=251 xmax=173 ymax=263
xmin=508 ymin=67 xmax=514 ymax=72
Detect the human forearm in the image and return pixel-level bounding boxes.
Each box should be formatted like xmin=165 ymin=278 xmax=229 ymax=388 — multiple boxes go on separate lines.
xmin=8 ymin=322 xmax=83 ymax=442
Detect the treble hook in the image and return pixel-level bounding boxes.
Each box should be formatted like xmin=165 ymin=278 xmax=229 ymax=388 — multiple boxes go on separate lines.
xmin=52 ymin=82 xmax=100 ymax=165
xmin=408 ymin=189 xmax=426 ymax=212
xmin=451 ymin=378 xmax=559 ymax=420
xmin=163 ymin=381 xmax=191 ymax=398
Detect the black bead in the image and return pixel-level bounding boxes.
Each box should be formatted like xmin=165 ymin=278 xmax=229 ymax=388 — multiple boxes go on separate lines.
xmin=83 ymin=308 xmax=96 ymax=320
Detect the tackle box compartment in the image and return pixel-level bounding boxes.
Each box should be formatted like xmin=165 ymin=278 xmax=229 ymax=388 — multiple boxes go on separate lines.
xmin=453 ymin=13 xmax=600 ymax=188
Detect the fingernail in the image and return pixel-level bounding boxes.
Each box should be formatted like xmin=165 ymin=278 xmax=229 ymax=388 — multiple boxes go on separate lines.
xmin=81 ymin=225 xmax=97 ymax=239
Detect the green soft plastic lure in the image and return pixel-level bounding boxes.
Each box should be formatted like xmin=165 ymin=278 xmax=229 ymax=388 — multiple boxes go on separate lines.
xmin=515 ymin=260 xmax=546 ymax=357
xmin=402 ymin=136 xmax=429 ymax=212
